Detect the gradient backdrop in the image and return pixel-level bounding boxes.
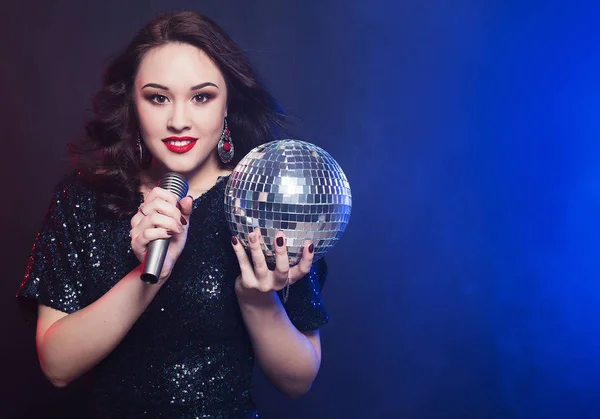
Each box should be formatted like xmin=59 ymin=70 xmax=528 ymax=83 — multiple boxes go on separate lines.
xmin=1 ymin=1 xmax=598 ymax=418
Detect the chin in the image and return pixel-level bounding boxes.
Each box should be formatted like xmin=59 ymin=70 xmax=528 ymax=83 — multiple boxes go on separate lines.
xmin=163 ymin=157 xmax=212 ymax=175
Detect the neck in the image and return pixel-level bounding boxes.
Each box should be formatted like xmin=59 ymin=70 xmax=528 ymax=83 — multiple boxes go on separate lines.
xmin=140 ymin=153 xmax=232 ymax=199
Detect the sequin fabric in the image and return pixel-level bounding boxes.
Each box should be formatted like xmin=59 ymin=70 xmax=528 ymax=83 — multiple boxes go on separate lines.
xmin=17 ymin=171 xmax=329 ymax=419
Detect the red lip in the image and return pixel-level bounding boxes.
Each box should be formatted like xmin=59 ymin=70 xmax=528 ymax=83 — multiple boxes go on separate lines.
xmin=162 ymin=137 xmax=198 ymax=154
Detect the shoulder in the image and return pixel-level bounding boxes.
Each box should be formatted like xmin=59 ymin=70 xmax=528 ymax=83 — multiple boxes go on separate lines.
xmin=54 ymin=169 xmax=93 ymax=191
xmin=47 ymin=169 xmax=98 ymax=211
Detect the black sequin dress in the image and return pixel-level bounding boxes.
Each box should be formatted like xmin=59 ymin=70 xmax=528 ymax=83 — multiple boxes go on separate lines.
xmin=17 ymin=171 xmax=329 ymax=418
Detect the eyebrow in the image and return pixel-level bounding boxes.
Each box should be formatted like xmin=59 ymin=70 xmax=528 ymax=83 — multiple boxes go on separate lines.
xmin=141 ymin=82 xmax=219 ymax=90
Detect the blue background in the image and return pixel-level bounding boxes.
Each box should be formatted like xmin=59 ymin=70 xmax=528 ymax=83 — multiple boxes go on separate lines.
xmin=1 ymin=1 xmax=598 ymax=418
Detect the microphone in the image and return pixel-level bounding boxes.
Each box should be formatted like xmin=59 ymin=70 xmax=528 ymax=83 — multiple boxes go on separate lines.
xmin=140 ymin=172 xmax=189 ymax=284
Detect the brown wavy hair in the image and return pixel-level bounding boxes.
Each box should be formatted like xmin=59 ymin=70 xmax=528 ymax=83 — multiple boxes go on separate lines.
xmin=70 ymin=10 xmax=286 ymax=218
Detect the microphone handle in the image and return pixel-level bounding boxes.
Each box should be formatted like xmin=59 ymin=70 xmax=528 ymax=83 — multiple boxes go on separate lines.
xmin=141 ymin=238 xmax=171 ymax=284
xmin=139 ymin=172 xmax=188 ymax=284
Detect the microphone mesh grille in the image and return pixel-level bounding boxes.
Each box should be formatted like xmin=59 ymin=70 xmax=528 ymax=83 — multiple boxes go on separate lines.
xmin=158 ymin=172 xmax=189 ymax=200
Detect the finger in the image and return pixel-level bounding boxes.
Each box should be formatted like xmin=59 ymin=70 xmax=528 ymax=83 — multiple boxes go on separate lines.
xmin=289 ymin=241 xmax=314 ymax=284
xmin=273 ymin=231 xmax=290 ymax=287
xmin=179 ymin=195 xmax=194 ymax=217
xmin=230 ymin=235 xmax=257 ymax=284
xmin=131 ymin=193 xmax=190 ymax=236
xmin=137 ymin=212 xmax=183 ymax=235
xmin=131 ymin=210 xmax=144 ymax=229
xmin=247 ymin=227 xmax=269 ymax=279
xmin=145 ymin=186 xmax=179 ymax=207
xmin=132 ymin=227 xmax=173 ymax=248
xmin=140 ymin=197 xmax=183 ymax=222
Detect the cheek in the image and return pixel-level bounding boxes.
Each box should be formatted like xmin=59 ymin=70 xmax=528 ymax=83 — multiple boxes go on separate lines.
xmin=194 ymin=107 xmax=226 ymax=134
xmin=136 ymin=102 xmax=162 ymax=134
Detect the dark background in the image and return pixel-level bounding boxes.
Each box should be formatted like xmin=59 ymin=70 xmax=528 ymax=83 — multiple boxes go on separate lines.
xmin=2 ymin=1 xmax=599 ymax=418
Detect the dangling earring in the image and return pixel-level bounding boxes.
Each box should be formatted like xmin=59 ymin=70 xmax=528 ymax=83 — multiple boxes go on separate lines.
xmin=137 ymin=132 xmax=144 ymax=165
xmin=217 ymin=117 xmax=234 ymax=164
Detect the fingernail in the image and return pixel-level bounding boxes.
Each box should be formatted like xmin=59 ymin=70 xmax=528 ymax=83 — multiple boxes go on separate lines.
xmin=308 ymin=243 xmax=314 ymax=253
xmin=176 ymin=202 xmax=182 ymax=210
xmin=248 ymin=233 xmax=256 ymax=243
xmin=231 ymin=236 xmax=238 ymax=245
xmin=187 ymin=195 xmax=194 ymax=200
xmin=181 ymin=216 xmax=187 ymax=225
xmin=276 ymin=237 xmax=284 ymax=247
xmin=167 ymin=230 xmax=174 ymax=236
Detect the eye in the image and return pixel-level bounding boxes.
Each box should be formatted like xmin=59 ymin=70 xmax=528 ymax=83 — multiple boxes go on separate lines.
xmin=193 ymin=93 xmax=212 ymax=104
xmin=148 ymin=94 xmax=168 ymax=104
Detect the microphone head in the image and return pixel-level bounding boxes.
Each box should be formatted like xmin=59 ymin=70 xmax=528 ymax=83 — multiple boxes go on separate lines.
xmin=158 ymin=172 xmax=189 ymax=200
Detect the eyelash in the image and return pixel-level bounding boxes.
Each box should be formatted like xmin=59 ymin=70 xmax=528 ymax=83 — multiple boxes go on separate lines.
xmin=147 ymin=93 xmax=213 ymax=105
xmin=148 ymin=94 xmax=168 ymax=105
xmin=193 ymin=93 xmax=212 ymax=104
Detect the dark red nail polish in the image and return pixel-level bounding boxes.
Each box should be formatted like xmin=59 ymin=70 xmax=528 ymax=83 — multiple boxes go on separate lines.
xmin=276 ymin=237 xmax=284 ymax=247
xmin=167 ymin=230 xmax=174 ymax=236
xmin=308 ymin=243 xmax=314 ymax=253
xmin=176 ymin=202 xmax=182 ymax=210
xmin=181 ymin=216 xmax=187 ymax=225
xmin=231 ymin=236 xmax=238 ymax=245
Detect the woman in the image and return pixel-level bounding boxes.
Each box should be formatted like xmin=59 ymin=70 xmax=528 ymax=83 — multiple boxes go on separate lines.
xmin=17 ymin=10 xmax=328 ymax=418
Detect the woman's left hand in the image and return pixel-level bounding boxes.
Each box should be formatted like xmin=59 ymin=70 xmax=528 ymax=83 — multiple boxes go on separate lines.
xmin=231 ymin=227 xmax=315 ymax=301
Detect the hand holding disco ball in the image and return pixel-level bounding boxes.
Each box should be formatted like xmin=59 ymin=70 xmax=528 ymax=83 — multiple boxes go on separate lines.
xmin=224 ymin=139 xmax=352 ymax=267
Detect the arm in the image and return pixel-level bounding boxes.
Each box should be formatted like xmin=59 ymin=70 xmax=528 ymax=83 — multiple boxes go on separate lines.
xmin=232 ymin=229 xmax=324 ymax=398
xmin=235 ymin=289 xmax=321 ymax=398
xmin=36 ymin=190 xmax=193 ymax=387
xmin=37 ymin=265 xmax=163 ymax=387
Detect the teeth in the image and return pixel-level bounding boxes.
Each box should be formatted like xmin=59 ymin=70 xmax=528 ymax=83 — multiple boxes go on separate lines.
xmin=168 ymin=140 xmax=193 ymax=146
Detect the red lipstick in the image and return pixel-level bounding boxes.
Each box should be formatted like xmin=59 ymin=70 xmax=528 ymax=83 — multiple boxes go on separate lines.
xmin=162 ymin=136 xmax=198 ymax=154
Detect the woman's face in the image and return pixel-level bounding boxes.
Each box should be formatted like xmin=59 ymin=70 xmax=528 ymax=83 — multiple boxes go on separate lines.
xmin=134 ymin=42 xmax=228 ymax=176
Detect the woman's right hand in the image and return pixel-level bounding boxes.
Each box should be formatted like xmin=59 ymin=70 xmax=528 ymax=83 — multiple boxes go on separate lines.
xmin=129 ymin=187 xmax=194 ymax=282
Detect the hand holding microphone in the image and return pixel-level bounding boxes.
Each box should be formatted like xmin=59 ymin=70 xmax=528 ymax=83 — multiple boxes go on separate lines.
xmin=129 ymin=173 xmax=192 ymax=284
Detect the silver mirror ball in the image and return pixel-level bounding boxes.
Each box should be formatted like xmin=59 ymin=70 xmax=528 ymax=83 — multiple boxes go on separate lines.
xmin=224 ymin=139 xmax=352 ymax=267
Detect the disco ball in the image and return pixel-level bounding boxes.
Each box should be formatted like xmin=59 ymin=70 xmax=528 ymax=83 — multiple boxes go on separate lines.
xmin=224 ymin=139 xmax=352 ymax=267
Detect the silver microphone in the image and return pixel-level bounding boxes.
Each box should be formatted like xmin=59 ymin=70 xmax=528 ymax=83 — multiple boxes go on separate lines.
xmin=141 ymin=172 xmax=189 ymax=284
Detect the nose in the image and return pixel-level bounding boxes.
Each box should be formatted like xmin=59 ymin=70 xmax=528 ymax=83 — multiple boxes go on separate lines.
xmin=167 ymin=102 xmax=191 ymax=132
